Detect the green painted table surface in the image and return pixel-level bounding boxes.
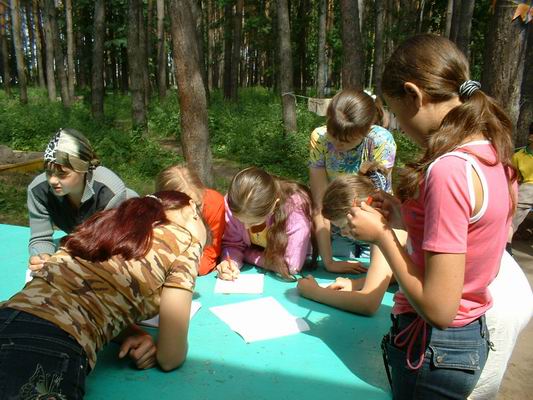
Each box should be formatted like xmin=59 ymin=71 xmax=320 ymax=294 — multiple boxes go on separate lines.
xmin=0 ymin=224 xmax=393 ymax=399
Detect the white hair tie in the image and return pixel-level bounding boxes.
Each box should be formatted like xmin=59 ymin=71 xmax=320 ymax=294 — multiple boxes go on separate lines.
xmin=459 ymin=80 xmax=481 ymax=99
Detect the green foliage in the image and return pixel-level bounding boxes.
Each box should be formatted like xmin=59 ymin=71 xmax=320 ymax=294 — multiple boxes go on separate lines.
xmin=0 ymin=87 xmax=421 ymax=226
xmin=0 ymin=174 xmax=33 ymax=226
xmin=207 ymin=87 xmax=323 ymax=182
xmin=0 ymin=88 xmax=180 ymax=198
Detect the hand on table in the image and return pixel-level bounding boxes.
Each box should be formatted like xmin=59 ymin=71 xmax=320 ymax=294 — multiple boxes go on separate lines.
xmin=118 ymin=332 xmax=157 ymax=370
xmin=216 ymin=259 xmax=240 ymax=281
xmin=324 ymin=259 xmax=367 ymax=274
xmin=28 ymin=254 xmax=51 ymax=271
xmin=297 ymin=275 xmax=320 ymax=298
xmin=328 ymin=277 xmax=365 ymax=291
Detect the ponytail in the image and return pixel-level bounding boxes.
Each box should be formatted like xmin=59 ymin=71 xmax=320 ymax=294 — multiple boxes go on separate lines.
xmin=382 ymin=34 xmax=516 ymax=211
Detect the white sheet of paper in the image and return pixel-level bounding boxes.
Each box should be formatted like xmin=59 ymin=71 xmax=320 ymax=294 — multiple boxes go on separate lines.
xmin=139 ymin=300 xmax=202 ymax=328
xmin=209 ymin=297 xmax=309 ymax=342
xmin=214 ymin=274 xmax=264 ymax=294
xmin=25 ymin=269 xmax=34 ymax=284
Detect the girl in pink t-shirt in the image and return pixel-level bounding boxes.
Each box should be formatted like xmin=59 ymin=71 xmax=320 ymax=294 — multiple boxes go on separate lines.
xmin=346 ymin=34 xmax=517 ymax=399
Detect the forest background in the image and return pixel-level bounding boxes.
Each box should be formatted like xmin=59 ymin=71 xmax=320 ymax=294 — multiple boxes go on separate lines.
xmin=0 ymin=0 xmax=531 ymax=225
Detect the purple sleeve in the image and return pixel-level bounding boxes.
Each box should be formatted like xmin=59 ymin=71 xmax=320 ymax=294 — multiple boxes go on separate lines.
xmin=243 ymin=247 xmax=265 ymax=267
xmin=284 ymin=197 xmax=312 ymax=274
xmin=220 ymin=196 xmax=249 ymax=268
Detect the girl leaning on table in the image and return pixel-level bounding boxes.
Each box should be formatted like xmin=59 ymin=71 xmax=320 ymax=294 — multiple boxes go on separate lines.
xmin=345 ymin=34 xmax=518 ymax=399
xmin=0 ymin=191 xmax=207 ymax=399
xmin=216 ymin=166 xmax=315 ymax=281
xmin=27 ymin=128 xmax=136 ymax=271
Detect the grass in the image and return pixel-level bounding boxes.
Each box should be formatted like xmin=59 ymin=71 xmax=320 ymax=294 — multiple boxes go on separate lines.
xmin=0 ymin=86 xmax=419 ymax=226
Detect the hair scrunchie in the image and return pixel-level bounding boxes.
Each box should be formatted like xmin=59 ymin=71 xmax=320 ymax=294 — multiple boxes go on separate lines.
xmin=459 ymin=80 xmax=481 ymax=100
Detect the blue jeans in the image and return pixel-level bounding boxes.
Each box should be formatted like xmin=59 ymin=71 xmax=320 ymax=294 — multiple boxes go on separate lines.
xmin=0 ymin=308 xmax=89 ymax=400
xmin=382 ymin=313 xmax=490 ymax=400
xmin=331 ymin=226 xmax=370 ymax=259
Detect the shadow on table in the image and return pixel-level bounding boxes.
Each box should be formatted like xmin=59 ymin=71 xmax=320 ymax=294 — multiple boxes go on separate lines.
xmin=283 ymin=286 xmax=393 ymax=394
xmin=88 ymin=346 xmax=391 ymax=400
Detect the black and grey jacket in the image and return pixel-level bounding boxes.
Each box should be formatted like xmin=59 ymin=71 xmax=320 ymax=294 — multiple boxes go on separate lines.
xmin=27 ymin=166 xmax=137 ymax=255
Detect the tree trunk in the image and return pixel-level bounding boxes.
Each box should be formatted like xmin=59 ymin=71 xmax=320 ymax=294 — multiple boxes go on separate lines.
xmin=316 ymin=0 xmax=327 ymax=97
xmin=277 ymin=0 xmax=297 ymax=133
xmin=65 ymin=0 xmax=75 ymax=98
xmin=128 ymin=0 xmax=147 ymax=129
xmin=444 ymin=0 xmax=453 ymax=38
xmin=482 ymin=0 xmax=527 ymax=137
xmin=340 ymin=0 xmax=363 ymax=90
xmin=91 ymin=0 xmax=105 ymax=119
xmin=24 ymin=2 xmax=35 ymax=83
xmin=0 ymin=4 xmax=11 ymax=95
xmin=230 ymin=0 xmax=243 ymax=101
xmin=156 ymin=0 xmax=166 ymax=99
xmin=326 ymin=0 xmax=334 ymax=91
xmin=449 ymin=0 xmax=461 ymax=43
xmin=206 ymin=0 xmax=214 ymax=91
xmin=168 ymin=0 xmax=213 ymax=186
xmin=138 ymin=1 xmax=150 ymax=106
xmin=41 ymin=0 xmax=56 ymax=100
xmin=295 ymin=0 xmax=310 ymax=94
xmin=455 ymin=0 xmax=474 ymax=59
xmin=43 ymin=0 xmax=71 ymax=106
xmin=32 ymin=0 xmax=45 ymax=87
xmin=10 ymin=0 xmax=28 ymax=104
xmin=373 ymin=0 xmax=385 ymax=96
xmin=222 ymin=1 xmax=233 ymax=99
xmin=516 ymin=23 xmax=533 ymax=148
xmin=191 ymin=0 xmax=208 ymax=99
xmin=120 ymin=45 xmax=128 ymax=92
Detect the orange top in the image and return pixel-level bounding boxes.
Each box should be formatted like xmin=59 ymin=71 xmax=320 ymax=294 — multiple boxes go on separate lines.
xmin=199 ymin=188 xmax=226 ymax=275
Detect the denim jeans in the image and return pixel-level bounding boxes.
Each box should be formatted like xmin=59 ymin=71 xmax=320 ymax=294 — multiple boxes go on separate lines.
xmin=383 ymin=313 xmax=490 ymax=400
xmin=0 ymin=308 xmax=89 ymax=400
xmin=331 ymin=226 xmax=370 ymax=259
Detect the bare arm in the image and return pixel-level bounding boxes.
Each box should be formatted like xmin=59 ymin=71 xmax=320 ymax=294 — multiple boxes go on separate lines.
xmin=348 ymin=204 xmax=464 ymax=329
xmin=156 ymin=287 xmax=193 ymax=371
xmin=298 ymin=231 xmax=406 ymax=315
xmin=309 ymin=167 xmax=364 ymax=273
xmin=309 ymin=167 xmax=333 ymax=265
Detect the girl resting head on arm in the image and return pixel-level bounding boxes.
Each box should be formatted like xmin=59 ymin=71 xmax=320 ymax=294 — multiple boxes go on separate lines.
xmin=157 ymin=163 xmax=224 ymax=275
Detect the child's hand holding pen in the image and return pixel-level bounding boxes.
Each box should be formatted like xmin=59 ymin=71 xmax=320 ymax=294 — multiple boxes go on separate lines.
xmin=215 ymin=255 xmax=240 ymax=281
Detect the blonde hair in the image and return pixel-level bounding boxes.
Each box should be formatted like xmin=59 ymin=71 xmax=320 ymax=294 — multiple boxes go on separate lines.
xmin=382 ymin=34 xmax=516 ymax=210
xmin=156 ymin=164 xmax=205 ymax=205
xmin=326 ymin=89 xmax=377 ymax=142
xmin=228 ymin=167 xmax=315 ymax=277
xmin=321 ymin=175 xmax=375 ymax=222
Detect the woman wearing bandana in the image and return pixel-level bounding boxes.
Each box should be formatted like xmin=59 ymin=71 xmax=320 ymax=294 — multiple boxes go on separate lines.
xmin=27 ymin=128 xmax=137 ymax=271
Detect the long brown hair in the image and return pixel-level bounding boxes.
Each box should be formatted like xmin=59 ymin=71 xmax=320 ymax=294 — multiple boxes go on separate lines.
xmin=327 ymin=89 xmax=377 ymax=142
xmin=156 ymin=164 xmax=206 ymax=205
xmin=382 ymin=34 xmax=516 ymax=209
xmin=227 ymin=167 xmax=316 ymax=277
xmin=62 ymin=191 xmax=195 ymax=261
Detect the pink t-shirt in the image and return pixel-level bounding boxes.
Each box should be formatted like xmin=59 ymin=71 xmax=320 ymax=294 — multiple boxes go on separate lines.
xmin=393 ymin=142 xmax=515 ymax=327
